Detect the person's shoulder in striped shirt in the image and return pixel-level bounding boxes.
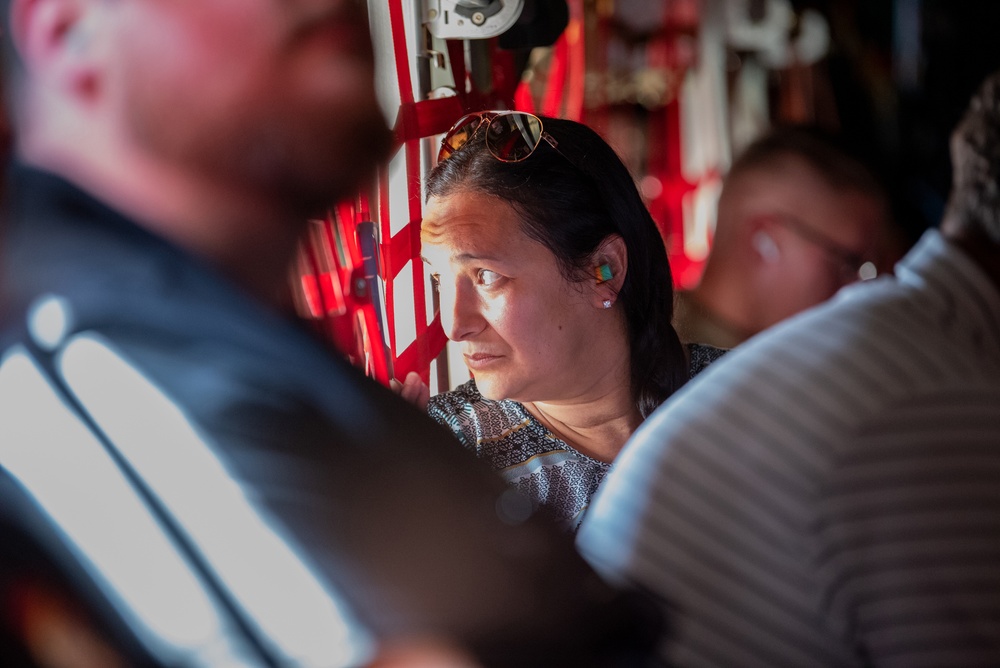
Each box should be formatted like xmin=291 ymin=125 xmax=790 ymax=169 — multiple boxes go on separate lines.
xmin=578 ymin=70 xmax=1000 ymax=668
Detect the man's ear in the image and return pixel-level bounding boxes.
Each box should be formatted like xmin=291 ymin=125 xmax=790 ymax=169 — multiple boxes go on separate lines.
xmin=11 ymin=0 xmax=101 ymax=99
xmin=590 ymin=234 xmax=628 ymax=308
xmin=751 ymin=230 xmax=780 ymax=264
xmin=747 ymin=216 xmax=781 ymax=265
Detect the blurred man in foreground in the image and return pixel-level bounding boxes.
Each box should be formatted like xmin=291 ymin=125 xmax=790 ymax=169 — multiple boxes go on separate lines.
xmin=580 ymin=74 xmax=1000 ymax=667
xmin=673 ymin=127 xmax=901 ymax=348
xmin=0 ymin=1 xmax=656 ymax=666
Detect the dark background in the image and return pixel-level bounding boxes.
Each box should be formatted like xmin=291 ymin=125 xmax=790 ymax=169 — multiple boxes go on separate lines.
xmin=798 ymin=0 xmax=1000 ymax=244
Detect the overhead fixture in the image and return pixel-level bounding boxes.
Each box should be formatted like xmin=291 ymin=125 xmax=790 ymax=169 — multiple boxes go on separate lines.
xmin=424 ymin=0 xmax=525 ymax=40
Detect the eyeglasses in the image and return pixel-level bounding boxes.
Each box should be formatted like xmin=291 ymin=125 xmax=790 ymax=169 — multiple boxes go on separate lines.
xmin=764 ymin=213 xmax=878 ymax=284
xmin=438 ymin=111 xmax=561 ymax=164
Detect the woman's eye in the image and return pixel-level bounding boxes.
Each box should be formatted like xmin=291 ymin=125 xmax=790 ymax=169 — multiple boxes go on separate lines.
xmin=477 ymin=269 xmax=502 ymax=286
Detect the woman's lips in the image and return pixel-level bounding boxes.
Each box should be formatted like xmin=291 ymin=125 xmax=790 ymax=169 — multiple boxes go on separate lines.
xmin=463 ymin=353 xmax=503 ymax=371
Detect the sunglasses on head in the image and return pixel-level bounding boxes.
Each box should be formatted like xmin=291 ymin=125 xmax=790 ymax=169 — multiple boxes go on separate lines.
xmin=438 ymin=110 xmax=561 ymax=164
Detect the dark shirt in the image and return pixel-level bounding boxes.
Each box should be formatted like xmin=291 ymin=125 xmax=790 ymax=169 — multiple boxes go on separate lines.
xmin=0 ymin=165 xmax=660 ymax=666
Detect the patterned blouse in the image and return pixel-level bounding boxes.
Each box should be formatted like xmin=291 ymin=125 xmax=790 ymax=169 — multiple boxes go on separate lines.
xmin=426 ymin=343 xmax=727 ymax=531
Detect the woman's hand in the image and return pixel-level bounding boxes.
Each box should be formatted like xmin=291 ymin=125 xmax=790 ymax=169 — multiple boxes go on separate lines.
xmin=390 ymin=371 xmax=430 ymax=411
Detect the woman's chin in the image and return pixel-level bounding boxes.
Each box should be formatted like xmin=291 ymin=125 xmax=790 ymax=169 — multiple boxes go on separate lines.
xmin=471 ymin=375 xmax=509 ymax=402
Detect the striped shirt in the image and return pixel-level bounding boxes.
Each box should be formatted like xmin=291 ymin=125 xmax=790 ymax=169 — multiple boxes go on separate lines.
xmin=577 ymin=230 xmax=1000 ymax=668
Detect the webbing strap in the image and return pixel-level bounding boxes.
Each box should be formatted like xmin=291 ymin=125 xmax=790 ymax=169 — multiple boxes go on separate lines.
xmin=308 ymin=3 xmax=531 ymax=384
xmin=383 ymin=0 xmax=449 ymax=382
xmin=540 ymin=33 xmax=568 ymax=117
xmin=530 ymin=0 xmax=584 ymax=120
xmin=564 ymin=0 xmax=586 ymax=120
xmin=298 ymin=208 xmax=391 ymax=384
xmin=393 ymin=96 xmax=465 ymax=146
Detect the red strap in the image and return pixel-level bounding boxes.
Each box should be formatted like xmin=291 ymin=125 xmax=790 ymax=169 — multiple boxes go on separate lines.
xmin=383 ymin=3 xmax=530 ymax=384
xmin=388 ymin=1 xmax=415 ymax=105
xmin=541 ymin=33 xmax=568 ymax=117
xmin=393 ymin=316 xmax=448 ymax=380
xmin=384 ymin=1 xmax=453 ymax=384
xmin=382 ymin=223 xmax=422 ymax=282
xmin=296 ymin=211 xmax=390 ymax=383
xmin=513 ymin=79 xmax=536 ymax=113
xmin=393 ymin=96 xmax=466 ymax=146
xmin=652 ymin=100 xmax=697 ymax=288
xmin=565 ymin=0 xmax=586 ymax=121
xmin=490 ymin=39 xmax=520 ymax=109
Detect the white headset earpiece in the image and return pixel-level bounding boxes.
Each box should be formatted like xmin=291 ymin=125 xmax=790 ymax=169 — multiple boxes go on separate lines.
xmin=752 ymin=231 xmax=780 ymax=264
xmin=66 ymin=11 xmax=99 ymax=54
xmin=66 ymin=24 xmax=90 ymax=53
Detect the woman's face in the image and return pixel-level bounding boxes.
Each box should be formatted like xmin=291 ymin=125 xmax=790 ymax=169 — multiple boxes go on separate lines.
xmin=421 ymin=192 xmax=607 ymax=403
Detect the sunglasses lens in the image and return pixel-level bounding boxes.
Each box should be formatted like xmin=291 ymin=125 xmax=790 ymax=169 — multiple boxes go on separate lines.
xmin=439 ymin=115 xmax=485 ymax=162
xmin=485 ymin=113 xmax=543 ymax=162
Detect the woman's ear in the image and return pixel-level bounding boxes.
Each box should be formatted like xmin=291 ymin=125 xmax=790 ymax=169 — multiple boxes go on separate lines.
xmin=590 ymin=234 xmax=628 ymax=308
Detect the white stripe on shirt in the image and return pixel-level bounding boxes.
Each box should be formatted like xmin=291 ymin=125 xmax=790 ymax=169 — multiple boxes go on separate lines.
xmin=578 ymin=230 xmax=1000 ymax=668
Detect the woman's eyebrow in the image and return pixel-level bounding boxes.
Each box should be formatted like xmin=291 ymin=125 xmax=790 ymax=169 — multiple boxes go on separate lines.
xmin=421 ymin=252 xmax=502 ymax=264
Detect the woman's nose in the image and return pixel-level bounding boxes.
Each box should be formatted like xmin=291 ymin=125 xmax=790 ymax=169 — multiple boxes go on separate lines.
xmin=439 ymin=279 xmax=486 ymax=341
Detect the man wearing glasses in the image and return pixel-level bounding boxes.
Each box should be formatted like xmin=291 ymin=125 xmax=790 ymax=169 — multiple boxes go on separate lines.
xmin=673 ymin=126 xmax=904 ymax=349
xmin=579 ymin=73 xmax=1000 ymax=667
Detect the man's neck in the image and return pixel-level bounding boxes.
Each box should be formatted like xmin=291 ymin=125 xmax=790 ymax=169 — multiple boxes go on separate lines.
xmin=687 ymin=274 xmax=759 ymax=344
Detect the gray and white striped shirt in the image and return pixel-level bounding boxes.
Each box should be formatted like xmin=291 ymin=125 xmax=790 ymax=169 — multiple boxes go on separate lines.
xmin=578 ymin=230 xmax=1000 ymax=668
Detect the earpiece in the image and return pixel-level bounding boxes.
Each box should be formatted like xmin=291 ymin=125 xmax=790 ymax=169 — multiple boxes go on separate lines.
xmin=595 ymin=263 xmax=613 ymax=283
xmin=66 ymin=18 xmax=93 ymax=54
xmin=752 ymin=231 xmax=780 ymax=264
xmin=67 ymin=29 xmax=88 ymax=53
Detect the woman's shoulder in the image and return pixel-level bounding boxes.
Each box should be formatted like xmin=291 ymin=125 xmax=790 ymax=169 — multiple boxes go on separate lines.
xmin=685 ymin=342 xmax=729 ymax=379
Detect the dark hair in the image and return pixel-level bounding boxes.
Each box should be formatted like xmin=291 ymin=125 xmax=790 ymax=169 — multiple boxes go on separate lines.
xmin=946 ymin=70 xmax=1000 ymax=244
xmin=425 ymin=115 xmax=687 ymax=417
xmin=729 ymin=125 xmax=885 ymax=190
xmin=721 ymin=125 xmax=905 ymax=263
xmin=727 ymin=125 xmax=888 ymax=205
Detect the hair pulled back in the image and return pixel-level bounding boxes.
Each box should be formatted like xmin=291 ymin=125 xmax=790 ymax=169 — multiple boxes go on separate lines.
xmin=426 ymin=115 xmax=687 ymax=416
